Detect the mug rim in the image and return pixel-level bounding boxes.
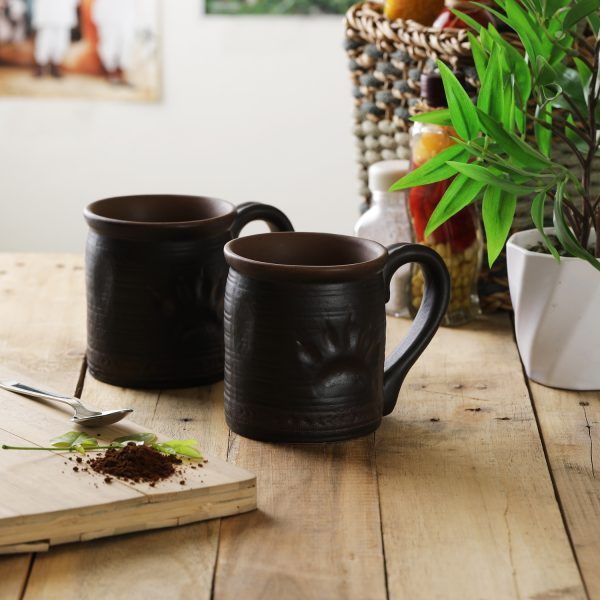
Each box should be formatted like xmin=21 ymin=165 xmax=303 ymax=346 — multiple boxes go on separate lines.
xmin=84 ymin=194 xmax=237 ymax=236
xmin=224 ymin=232 xmax=388 ymax=282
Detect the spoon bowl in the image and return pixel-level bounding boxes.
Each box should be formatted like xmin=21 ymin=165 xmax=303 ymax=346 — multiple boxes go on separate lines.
xmin=72 ymin=409 xmax=134 ymax=428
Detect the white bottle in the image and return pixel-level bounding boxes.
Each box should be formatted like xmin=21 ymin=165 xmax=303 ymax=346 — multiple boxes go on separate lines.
xmin=355 ymin=160 xmax=412 ymax=318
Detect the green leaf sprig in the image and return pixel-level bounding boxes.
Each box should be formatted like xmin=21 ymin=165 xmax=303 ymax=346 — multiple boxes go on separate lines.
xmin=2 ymin=431 xmax=203 ymax=460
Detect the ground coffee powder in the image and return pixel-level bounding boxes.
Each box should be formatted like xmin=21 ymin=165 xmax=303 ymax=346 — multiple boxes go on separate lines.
xmin=89 ymin=443 xmax=183 ymax=484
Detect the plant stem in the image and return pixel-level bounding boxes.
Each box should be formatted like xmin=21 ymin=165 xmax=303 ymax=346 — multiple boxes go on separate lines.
xmin=551 ymin=114 xmax=594 ymax=146
xmin=532 ymin=116 xmax=587 ymax=168
xmin=561 ymin=92 xmax=588 ymax=127
xmin=572 ymin=30 xmax=596 ymax=57
xmin=1 ymin=445 xmax=113 ymax=451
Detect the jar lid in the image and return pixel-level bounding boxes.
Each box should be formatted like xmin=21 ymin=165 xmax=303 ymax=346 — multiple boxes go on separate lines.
xmin=420 ymin=71 xmax=472 ymax=107
xmin=368 ymin=160 xmax=410 ymax=192
xmin=421 ymin=72 xmax=447 ymax=107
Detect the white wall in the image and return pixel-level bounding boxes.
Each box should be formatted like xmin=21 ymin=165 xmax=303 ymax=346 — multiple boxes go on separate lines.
xmin=0 ymin=0 xmax=358 ymax=252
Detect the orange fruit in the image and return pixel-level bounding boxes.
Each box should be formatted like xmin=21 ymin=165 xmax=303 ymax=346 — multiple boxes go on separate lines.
xmin=384 ymin=0 xmax=446 ymax=26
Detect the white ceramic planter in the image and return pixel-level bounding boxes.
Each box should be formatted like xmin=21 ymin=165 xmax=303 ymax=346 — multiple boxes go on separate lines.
xmin=507 ymin=228 xmax=600 ymax=390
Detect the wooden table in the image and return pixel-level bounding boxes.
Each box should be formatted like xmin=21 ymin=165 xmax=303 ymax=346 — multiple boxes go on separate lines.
xmin=0 ymin=254 xmax=598 ymax=600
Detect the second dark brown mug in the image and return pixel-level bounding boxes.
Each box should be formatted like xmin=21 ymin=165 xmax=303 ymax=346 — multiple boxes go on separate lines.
xmin=84 ymin=195 xmax=293 ymax=389
xmin=223 ymin=232 xmax=450 ymax=442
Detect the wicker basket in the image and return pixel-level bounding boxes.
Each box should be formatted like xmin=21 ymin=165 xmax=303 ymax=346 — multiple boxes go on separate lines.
xmin=344 ymin=1 xmax=600 ymax=311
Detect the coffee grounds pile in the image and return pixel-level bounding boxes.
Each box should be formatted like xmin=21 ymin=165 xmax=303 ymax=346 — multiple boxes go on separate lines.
xmin=89 ymin=443 xmax=182 ymax=485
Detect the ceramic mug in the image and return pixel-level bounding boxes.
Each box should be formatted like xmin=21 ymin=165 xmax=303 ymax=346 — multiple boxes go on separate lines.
xmin=84 ymin=195 xmax=293 ymax=388
xmin=223 ymin=232 xmax=450 ymax=442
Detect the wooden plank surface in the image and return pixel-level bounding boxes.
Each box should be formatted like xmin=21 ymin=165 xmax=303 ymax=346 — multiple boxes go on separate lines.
xmin=213 ymin=434 xmax=387 ymax=600
xmin=529 ymin=381 xmax=600 ymax=599
xmin=23 ymin=380 xmax=232 ymax=600
xmin=0 ymin=254 xmax=86 ymax=600
xmin=2 ymin=254 xmax=598 ymax=600
xmin=377 ymin=315 xmax=587 ymax=600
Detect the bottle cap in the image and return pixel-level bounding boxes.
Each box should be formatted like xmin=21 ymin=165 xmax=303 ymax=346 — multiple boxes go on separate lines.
xmin=368 ymin=160 xmax=410 ymax=193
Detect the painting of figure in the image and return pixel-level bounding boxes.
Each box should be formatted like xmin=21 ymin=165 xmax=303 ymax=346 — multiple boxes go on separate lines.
xmin=0 ymin=0 xmax=159 ymax=100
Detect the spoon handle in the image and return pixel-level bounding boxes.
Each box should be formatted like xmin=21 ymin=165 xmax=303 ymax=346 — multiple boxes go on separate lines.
xmin=0 ymin=381 xmax=81 ymax=409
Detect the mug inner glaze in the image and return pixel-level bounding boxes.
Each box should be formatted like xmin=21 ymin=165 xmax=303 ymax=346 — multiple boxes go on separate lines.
xmin=84 ymin=195 xmax=237 ymax=239
xmin=224 ymin=232 xmax=388 ymax=282
xmin=86 ymin=194 xmax=234 ymax=224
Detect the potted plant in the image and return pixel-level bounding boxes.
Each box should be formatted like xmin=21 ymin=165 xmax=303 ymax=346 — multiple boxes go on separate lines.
xmin=390 ymin=0 xmax=600 ymax=389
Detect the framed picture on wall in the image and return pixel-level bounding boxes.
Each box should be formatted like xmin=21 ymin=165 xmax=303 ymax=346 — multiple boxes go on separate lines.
xmin=0 ymin=0 xmax=160 ymax=101
xmin=204 ymin=0 xmax=355 ymax=15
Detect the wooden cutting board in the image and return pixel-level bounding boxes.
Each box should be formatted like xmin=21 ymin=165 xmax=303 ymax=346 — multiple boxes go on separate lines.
xmin=0 ymin=385 xmax=256 ymax=554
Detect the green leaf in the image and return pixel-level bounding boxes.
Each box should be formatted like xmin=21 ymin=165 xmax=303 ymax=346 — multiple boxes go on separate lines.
xmin=510 ymin=53 xmax=532 ymax=108
xmin=545 ymin=8 xmax=571 ymax=58
xmin=172 ymin=445 xmax=203 ymax=459
xmin=542 ymin=83 xmax=563 ymax=103
xmin=563 ymin=0 xmax=600 ymax=29
xmin=424 ymin=174 xmax=485 ymax=238
xmin=467 ymin=32 xmax=488 ymax=81
xmin=449 ymin=7 xmax=484 ymax=31
xmin=587 ymin=10 xmax=600 ymax=34
xmin=476 ymin=109 xmax=552 ymax=170
xmin=553 ymin=182 xmax=600 ymax=270
xmin=573 ymin=58 xmax=592 ymax=95
xmin=471 ymin=2 xmax=508 ymax=25
xmin=534 ymin=103 xmax=552 ymax=158
xmin=447 ymin=161 xmax=540 ymax=195
xmin=479 ymin=27 xmax=494 ymax=53
xmin=531 ymin=191 xmax=561 ymax=260
xmin=50 ymin=431 xmax=82 ymax=448
xmin=162 ymin=439 xmax=197 ymax=447
xmin=485 ymin=25 xmax=532 ymax=106
xmin=503 ymin=77 xmax=515 ymax=130
xmin=482 ymin=187 xmax=516 ymax=266
xmin=537 ymin=56 xmax=557 ymax=86
xmin=477 ymin=49 xmax=503 ymax=122
xmin=550 ymin=65 xmax=588 ymax=115
xmin=156 ymin=439 xmax=203 ymax=460
xmin=50 ymin=431 xmax=98 ymax=450
xmin=454 ymin=138 xmax=551 ymax=179
xmin=389 ymin=144 xmax=468 ymax=190
xmin=545 ymin=0 xmax=569 ymax=18
xmin=565 ymin=113 xmax=589 ymax=151
xmin=436 ymin=60 xmax=479 ymax=141
xmin=504 ymin=0 xmax=543 ymax=62
xmin=112 ymin=433 xmax=158 ymax=446
xmin=515 ymin=107 xmax=526 ymax=134
xmin=411 ymin=109 xmax=452 ymax=126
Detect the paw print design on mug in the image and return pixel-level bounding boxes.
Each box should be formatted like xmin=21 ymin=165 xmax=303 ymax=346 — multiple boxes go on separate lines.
xmin=296 ymin=315 xmax=381 ymax=402
xmin=151 ymin=266 xmax=227 ymax=343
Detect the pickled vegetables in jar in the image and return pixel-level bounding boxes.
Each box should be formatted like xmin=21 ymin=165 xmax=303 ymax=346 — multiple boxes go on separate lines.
xmin=408 ymin=73 xmax=482 ymax=326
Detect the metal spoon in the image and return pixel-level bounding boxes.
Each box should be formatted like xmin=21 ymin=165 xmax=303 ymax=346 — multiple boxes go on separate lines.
xmin=0 ymin=380 xmax=133 ymax=427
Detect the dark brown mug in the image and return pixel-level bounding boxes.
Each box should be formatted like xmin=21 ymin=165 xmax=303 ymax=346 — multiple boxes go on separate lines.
xmin=223 ymin=232 xmax=450 ymax=442
xmin=84 ymin=195 xmax=293 ymax=389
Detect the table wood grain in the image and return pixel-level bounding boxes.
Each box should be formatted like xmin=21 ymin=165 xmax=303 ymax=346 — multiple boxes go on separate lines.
xmin=0 ymin=254 xmax=598 ymax=600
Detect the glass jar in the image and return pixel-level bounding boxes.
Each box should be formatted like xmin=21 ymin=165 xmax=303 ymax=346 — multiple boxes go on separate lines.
xmin=408 ymin=120 xmax=483 ymax=326
xmin=355 ymin=160 xmax=413 ymax=317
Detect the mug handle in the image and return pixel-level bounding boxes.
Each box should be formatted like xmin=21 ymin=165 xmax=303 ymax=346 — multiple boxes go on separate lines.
xmin=382 ymin=243 xmax=450 ymax=416
xmin=231 ymin=202 xmax=294 ymax=238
